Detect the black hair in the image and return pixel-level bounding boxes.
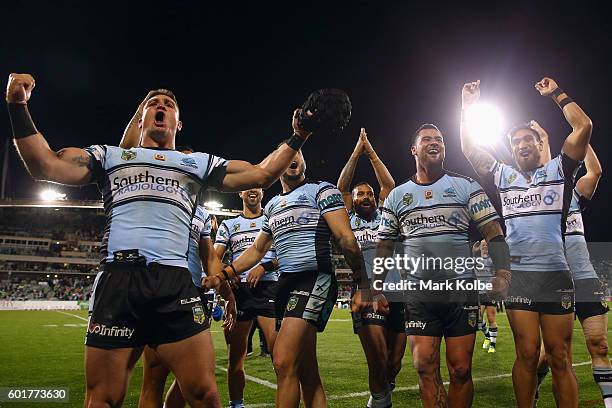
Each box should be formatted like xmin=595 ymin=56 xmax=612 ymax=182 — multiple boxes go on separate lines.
xmin=351 ymin=181 xmax=373 ymax=191
xmin=507 ymin=123 xmax=540 ymax=143
xmin=411 ymin=123 xmax=441 ymax=146
xmin=176 ymin=145 xmax=194 ymax=153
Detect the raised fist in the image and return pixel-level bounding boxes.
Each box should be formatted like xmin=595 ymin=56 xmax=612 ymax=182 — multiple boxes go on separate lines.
xmin=461 ymin=80 xmax=480 ymax=108
xmin=529 ymin=120 xmax=549 ymax=141
xmin=534 ymin=77 xmax=559 ymax=96
xmin=6 ymin=73 xmax=35 ymax=104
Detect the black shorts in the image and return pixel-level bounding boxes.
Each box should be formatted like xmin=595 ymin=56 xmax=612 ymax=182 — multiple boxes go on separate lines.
xmin=86 ymin=262 xmax=209 ymax=349
xmin=404 ymin=284 xmax=479 ymax=337
xmin=234 ymin=281 xmax=278 ymax=321
xmin=352 ymin=302 xmax=405 ymax=334
xmin=275 ymin=270 xmax=338 ymax=332
xmin=479 ymin=292 xmax=497 ymax=307
xmin=574 ymin=278 xmax=609 ymax=320
xmin=505 ymin=270 xmax=575 ymax=315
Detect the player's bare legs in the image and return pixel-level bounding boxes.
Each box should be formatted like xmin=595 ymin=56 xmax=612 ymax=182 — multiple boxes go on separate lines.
xmin=507 ymin=310 xmax=541 ymax=408
xmin=164 ymin=379 xmax=186 ymax=408
xmin=358 ymin=325 xmax=390 ymax=398
xmin=409 ymin=335 xmax=447 ymax=408
xmin=445 ymin=333 xmax=476 ymax=408
xmin=155 ymin=330 xmax=220 ymax=408
xmin=138 ymin=346 xmax=170 ymax=408
xmin=256 ymin=315 xmax=278 ymax=356
xmin=540 ymin=313 xmax=578 ymax=408
xmin=84 ymin=346 xmax=143 ymax=408
xmin=298 ymin=326 xmax=326 ymax=408
xmin=274 ymin=317 xmax=323 ymax=408
xmin=387 ymin=331 xmax=407 ymax=389
xmin=581 ymin=313 xmax=611 ymax=369
xmin=224 ymin=320 xmax=253 ymax=402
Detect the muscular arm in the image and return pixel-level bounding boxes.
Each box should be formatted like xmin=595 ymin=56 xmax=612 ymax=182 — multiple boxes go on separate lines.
xmin=368 ymin=151 xmax=395 ymax=205
xmin=199 ymin=238 xmax=224 ymax=277
xmin=323 ymin=209 xmax=366 ymax=286
xmin=119 ymin=109 xmax=142 ymax=149
xmin=231 ymin=232 xmax=274 ymax=274
xmin=337 ymin=152 xmax=360 ymax=211
xmin=576 ymin=145 xmax=602 ymax=200
xmin=15 ymin=137 xmax=94 ymax=185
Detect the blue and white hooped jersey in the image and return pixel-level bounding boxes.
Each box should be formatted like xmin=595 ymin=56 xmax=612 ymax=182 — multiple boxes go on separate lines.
xmin=215 ymin=213 xmax=277 ymax=282
xmin=187 ymin=205 xmax=213 ymax=287
xmin=564 ymin=189 xmax=597 ymax=280
xmin=490 ymin=153 xmax=579 ymax=272
xmin=378 ymin=172 xmax=499 ymax=281
xmin=84 ymin=145 xmax=227 ymax=268
xmin=262 ymin=180 xmax=345 ymax=274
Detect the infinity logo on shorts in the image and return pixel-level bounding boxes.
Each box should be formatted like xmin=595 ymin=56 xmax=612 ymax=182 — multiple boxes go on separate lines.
xmin=88 ymin=322 xmax=135 ymax=338
xmin=406 ymin=320 xmax=427 ymax=330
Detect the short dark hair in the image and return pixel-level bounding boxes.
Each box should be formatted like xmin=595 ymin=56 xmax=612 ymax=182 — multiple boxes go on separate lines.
xmin=507 ymin=123 xmax=540 ymax=143
xmin=352 ymin=181 xmax=372 ymax=192
xmin=148 ymin=89 xmax=179 ymax=109
xmin=176 ymin=145 xmax=194 ymax=153
xmin=411 ymin=123 xmax=441 ymax=146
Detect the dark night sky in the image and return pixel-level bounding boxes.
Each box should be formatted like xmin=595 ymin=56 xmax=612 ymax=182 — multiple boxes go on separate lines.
xmin=1 ymin=2 xmax=611 ymax=239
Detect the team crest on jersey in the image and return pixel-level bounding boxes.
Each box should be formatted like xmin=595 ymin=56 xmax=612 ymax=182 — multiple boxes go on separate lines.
xmin=154 ymin=153 xmax=166 ymax=161
xmin=180 ymin=157 xmax=198 ymax=169
xmin=233 ymin=224 xmax=241 ymax=232
xmin=355 ymin=217 xmax=362 ymax=227
xmin=280 ymin=199 xmax=288 ymax=207
xmin=121 ymin=150 xmax=136 ymax=161
xmin=467 ymin=311 xmax=477 ymax=328
xmin=506 ymin=173 xmax=517 ymax=185
xmin=534 ymin=169 xmax=547 ymax=184
xmin=298 ymin=194 xmax=308 ymax=202
xmin=425 ymin=190 xmax=433 ymax=200
xmin=286 ymin=296 xmax=299 ymax=312
xmin=192 ymin=305 xmax=206 ymax=324
xmin=402 ymin=193 xmax=413 ymax=206
xmin=561 ymin=294 xmax=572 ymax=310
xmin=250 ymin=222 xmax=257 ymax=228
xmin=443 ymin=187 xmax=457 ymax=197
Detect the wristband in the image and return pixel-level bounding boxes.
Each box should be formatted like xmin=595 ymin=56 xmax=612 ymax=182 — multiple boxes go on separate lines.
xmin=488 ymin=235 xmax=511 ymax=272
xmin=227 ymin=263 xmax=238 ymax=279
xmin=558 ymin=97 xmax=574 ymax=109
xmin=219 ymin=269 xmax=230 ymax=281
xmin=549 ymin=87 xmax=564 ymax=99
xmin=7 ymin=103 xmax=38 ymax=139
xmin=286 ymin=133 xmax=307 ymax=151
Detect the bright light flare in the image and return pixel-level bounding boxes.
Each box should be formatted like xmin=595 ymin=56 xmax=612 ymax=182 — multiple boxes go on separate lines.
xmin=203 ymin=201 xmax=223 ymax=209
xmin=40 ymin=189 xmax=66 ymax=201
xmin=464 ymin=103 xmax=504 ymax=146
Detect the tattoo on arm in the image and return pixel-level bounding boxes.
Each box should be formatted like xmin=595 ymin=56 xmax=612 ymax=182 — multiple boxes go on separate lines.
xmin=71 ymin=155 xmax=92 ymax=168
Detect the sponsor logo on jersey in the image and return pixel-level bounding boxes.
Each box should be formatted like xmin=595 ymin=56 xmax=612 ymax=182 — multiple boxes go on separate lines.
xmin=286 ymin=295 xmax=299 ymax=311
xmin=234 ymin=235 xmax=256 ymax=249
xmin=425 ymin=190 xmax=433 ymax=199
xmin=402 ymin=193 xmax=413 ymax=206
xmin=447 ymin=211 xmax=465 ymax=227
xmin=121 ymin=150 xmax=137 ymax=161
xmin=561 ymin=294 xmax=572 ymax=310
xmin=180 ymin=157 xmax=198 ymax=169
xmin=506 ymin=173 xmax=517 ymax=184
xmin=543 ymin=190 xmax=560 ymax=205
xmin=112 ymin=171 xmax=182 ymax=192
xmin=403 ymin=213 xmax=446 ymax=228
xmin=470 ymin=197 xmax=492 ymax=215
xmin=154 ymin=153 xmax=166 ymax=161
xmin=318 ymin=193 xmax=343 ymax=210
xmin=443 ymin=187 xmax=457 ymax=197
xmin=192 ymin=304 xmax=207 ymax=324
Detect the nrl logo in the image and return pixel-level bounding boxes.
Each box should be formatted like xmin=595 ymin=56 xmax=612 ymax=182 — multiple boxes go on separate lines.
xmin=121 ymin=150 xmax=136 ymax=161
xmin=507 ymin=173 xmax=517 ymax=185
xmin=402 ymin=193 xmax=413 ymax=206
xmin=561 ymin=294 xmax=572 ymax=310
xmin=233 ymin=224 xmax=241 ymax=232
xmin=192 ymin=305 xmax=206 ymax=325
xmin=286 ymin=296 xmax=299 ymax=312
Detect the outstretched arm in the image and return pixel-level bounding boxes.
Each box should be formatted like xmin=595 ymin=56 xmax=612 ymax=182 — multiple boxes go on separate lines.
xmin=459 ymin=80 xmax=497 ymax=178
xmin=362 ymin=130 xmax=395 ymax=205
xmin=576 ymin=145 xmax=602 ymax=200
xmin=337 ymin=130 xmax=365 ymax=210
xmin=219 ymin=110 xmax=311 ymax=192
xmin=7 ymin=74 xmax=95 ymax=185
xmin=535 ymin=77 xmax=592 ymax=162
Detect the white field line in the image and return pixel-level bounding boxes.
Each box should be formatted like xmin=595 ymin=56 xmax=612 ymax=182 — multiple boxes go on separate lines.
xmin=55 ymin=310 xmax=89 ymax=321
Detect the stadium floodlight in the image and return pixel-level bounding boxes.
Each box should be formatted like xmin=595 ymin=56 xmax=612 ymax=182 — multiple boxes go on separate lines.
xmin=40 ymin=189 xmax=66 ymax=201
xmin=464 ymin=102 xmax=504 ymax=146
xmin=204 ymin=201 xmax=223 ymax=209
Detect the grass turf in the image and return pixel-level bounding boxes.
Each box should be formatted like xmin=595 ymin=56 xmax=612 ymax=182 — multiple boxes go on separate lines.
xmin=0 ymin=307 xmax=609 ymax=407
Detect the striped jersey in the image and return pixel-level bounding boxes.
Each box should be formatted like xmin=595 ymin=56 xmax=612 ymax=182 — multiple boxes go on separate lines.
xmin=84 ymin=145 xmax=226 ymax=268
xmin=187 ymin=205 xmax=213 ymax=287
xmin=378 ymin=171 xmax=499 ymax=281
xmin=490 ymin=153 xmax=579 ymax=272
xmin=215 ymin=213 xmax=277 ymax=282
xmin=564 ymin=188 xmax=597 ymax=280
xmin=262 ymin=180 xmax=345 ymax=274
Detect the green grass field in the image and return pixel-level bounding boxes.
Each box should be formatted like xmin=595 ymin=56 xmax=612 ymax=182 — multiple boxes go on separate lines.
xmin=0 ymin=308 xmax=609 ymax=407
